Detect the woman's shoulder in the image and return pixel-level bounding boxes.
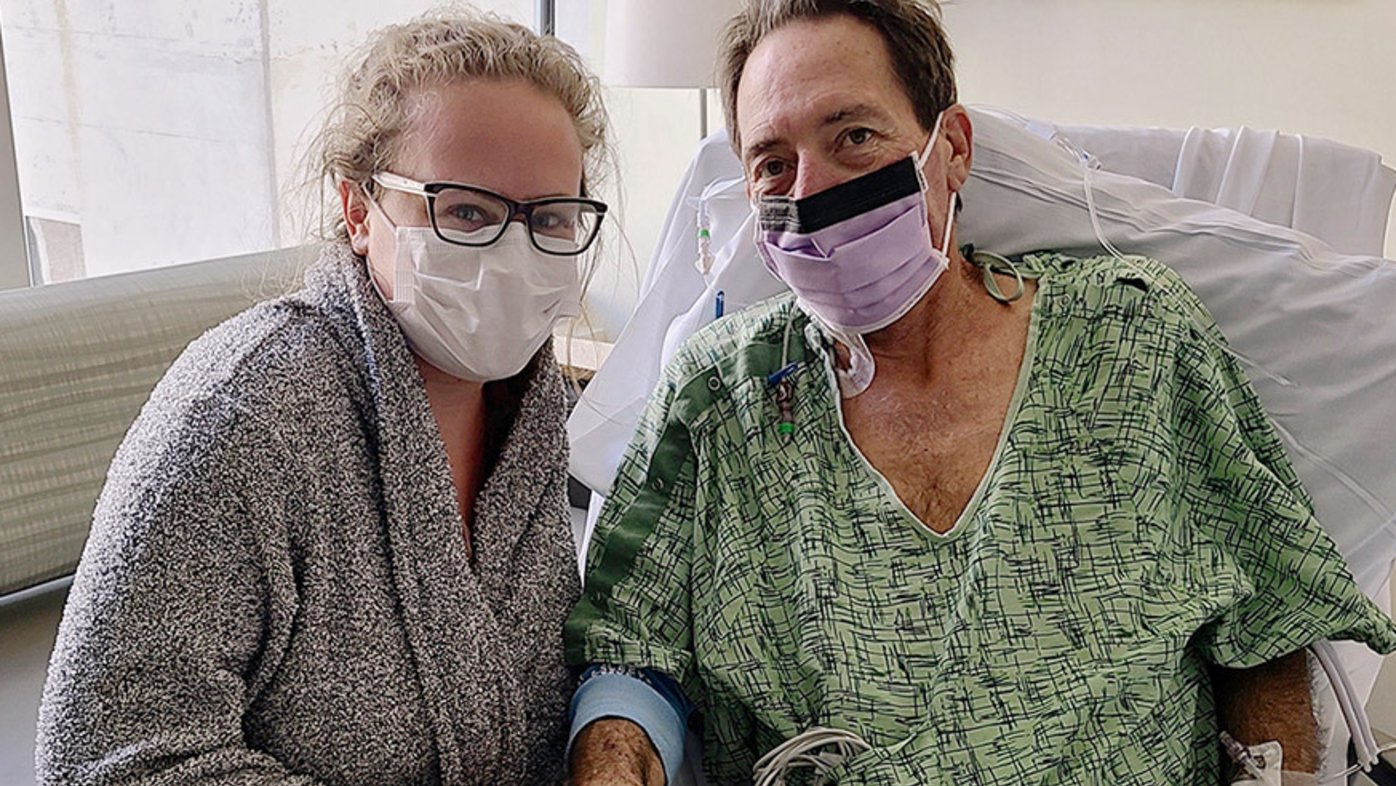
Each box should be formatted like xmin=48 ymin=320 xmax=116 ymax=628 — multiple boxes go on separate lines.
xmin=122 ymin=283 xmax=370 ymax=477
xmin=169 ymin=293 xmax=358 ymax=409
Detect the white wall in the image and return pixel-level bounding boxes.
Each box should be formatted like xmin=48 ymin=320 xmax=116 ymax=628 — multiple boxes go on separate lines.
xmin=941 ymin=0 xmax=1396 ymax=260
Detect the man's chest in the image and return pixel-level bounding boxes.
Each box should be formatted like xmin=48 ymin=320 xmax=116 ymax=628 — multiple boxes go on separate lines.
xmin=841 ymin=377 xmax=1017 ymax=533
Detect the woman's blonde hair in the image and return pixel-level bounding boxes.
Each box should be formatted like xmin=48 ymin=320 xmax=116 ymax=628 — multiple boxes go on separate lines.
xmin=302 ymin=7 xmax=614 ymax=244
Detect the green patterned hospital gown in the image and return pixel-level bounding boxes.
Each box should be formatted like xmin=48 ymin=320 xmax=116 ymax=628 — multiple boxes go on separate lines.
xmin=565 ymin=253 xmax=1396 ymax=785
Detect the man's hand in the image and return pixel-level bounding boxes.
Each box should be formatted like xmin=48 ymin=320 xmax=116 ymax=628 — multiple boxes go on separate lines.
xmin=1213 ymin=649 xmax=1320 ymax=775
xmin=570 ymin=717 xmax=667 ymax=786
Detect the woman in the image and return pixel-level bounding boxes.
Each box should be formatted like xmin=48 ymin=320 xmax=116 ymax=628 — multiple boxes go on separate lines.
xmin=36 ymin=10 xmax=610 ymax=785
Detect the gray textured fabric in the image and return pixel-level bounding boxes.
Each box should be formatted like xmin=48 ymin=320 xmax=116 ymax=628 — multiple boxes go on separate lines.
xmin=0 ymin=248 xmax=306 ymax=595
xmin=36 ymin=243 xmax=580 ymax=786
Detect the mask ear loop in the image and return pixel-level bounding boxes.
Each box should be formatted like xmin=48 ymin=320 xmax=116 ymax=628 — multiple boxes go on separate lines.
xmin=363 ymin=187 xmax=415 ymax=306
xmin=912 ymin=112 xmax=947 ymax=194
xmin=913 ymin=112 xmax=959 ymax=261
xmin=938 ymin=192 xmax=958 ymax=259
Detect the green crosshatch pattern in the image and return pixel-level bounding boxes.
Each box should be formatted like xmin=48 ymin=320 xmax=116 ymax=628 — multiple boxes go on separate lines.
xmin=565 ymin=252 xmax=1396 ymax=785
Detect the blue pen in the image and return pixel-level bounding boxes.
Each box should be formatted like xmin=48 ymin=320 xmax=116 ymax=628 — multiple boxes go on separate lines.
xmin=715 ymin=290 xmax=725 ymax=319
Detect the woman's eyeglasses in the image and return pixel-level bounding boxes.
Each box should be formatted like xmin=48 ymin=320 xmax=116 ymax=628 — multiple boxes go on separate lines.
xmin=372 ymin=172 xmax=607 ymax=257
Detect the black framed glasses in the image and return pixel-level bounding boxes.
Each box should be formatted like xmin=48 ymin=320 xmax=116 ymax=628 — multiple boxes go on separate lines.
xmin=372 ymin=172 xmax=608 ymax=257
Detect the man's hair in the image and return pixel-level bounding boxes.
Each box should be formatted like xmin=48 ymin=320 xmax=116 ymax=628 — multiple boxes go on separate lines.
xmin=718 ymin=0 xmax=956 ymax=155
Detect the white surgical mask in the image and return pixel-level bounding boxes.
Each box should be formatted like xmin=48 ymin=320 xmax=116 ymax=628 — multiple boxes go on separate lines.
xmin=367 ymin=199 xmax=581 ymax=382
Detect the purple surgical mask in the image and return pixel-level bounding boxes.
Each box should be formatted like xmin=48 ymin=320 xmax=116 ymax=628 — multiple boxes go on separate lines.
xmin=754 ymin=115 xmax=955 ymax=336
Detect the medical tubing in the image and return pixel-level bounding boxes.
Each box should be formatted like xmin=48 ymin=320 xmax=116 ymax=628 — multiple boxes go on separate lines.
xmin=1322 ymin=743 xmax=1396 ymax=783
xmin=1311 ymin=641 xmax=1378 ymax=770
xmin=1221 ymin=731 xmax=1269 ymax=781
xmin=752 ymin=727 xmax=873 ymax=786
xmin=1062 ymin=124 xmax=1301 ymax=393
xmin=781 ymin=306 xmax=797 ymax=372
xmin=1314 ymin=642 xmax=1370 ymax=767
xmin=1269 ymin=418 xmax=1393 ymax=522
xmin=1079 ymin=158 xmax=1131 ymax=262
xmin=697 ymin=201 xmax=714 ymax=274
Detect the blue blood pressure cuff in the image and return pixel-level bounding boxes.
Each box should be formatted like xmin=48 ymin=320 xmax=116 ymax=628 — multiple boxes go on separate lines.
xmin=568 ymin=664 xmax=693 ymax=784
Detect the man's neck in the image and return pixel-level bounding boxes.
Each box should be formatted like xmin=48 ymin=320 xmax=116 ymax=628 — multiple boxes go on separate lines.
xmin=856 ymin=249 xmax=996 ymax=383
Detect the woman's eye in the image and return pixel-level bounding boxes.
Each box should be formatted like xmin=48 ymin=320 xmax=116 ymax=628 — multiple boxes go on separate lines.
xmin=534 ymin=212 xmax=572 ymax=230
xmin=450 ymin=206 xmax=483 ymax=222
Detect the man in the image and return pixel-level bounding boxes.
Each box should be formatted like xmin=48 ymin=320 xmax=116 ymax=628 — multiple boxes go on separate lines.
xmin=565 ymin=2 xmax=1396 ymax=784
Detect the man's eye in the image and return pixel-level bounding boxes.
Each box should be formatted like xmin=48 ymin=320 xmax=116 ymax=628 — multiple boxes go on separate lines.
xmin=847 ymin=128 xmax=873 ymax=145
xmin=759 ymin=159 xmax=786 ymax=179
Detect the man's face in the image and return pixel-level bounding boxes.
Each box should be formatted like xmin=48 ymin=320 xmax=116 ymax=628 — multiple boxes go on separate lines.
xmin=736 ymin=15 xmax=933 ymax=203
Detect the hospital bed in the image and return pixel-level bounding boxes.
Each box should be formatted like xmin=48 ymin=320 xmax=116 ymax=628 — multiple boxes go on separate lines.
xmin=568 ymin=107 xmax=1396 ymax=783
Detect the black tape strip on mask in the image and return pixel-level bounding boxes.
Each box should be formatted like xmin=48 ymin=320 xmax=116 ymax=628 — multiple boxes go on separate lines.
xmin=757 ymin=155 xmax=922 ymax=234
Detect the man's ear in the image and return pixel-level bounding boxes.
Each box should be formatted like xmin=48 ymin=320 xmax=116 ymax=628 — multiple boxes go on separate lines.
xmin=941 ymin=103 xmax=973 ymax=193
xmin=339 ymin=180 xmax=372 ymax=257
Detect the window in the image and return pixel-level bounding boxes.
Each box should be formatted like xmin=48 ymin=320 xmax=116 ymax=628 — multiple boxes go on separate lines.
xmin=24 ymin=214 xmax=82 ymax=283
xmin=0 ymin=0 xmax=534 ymax=287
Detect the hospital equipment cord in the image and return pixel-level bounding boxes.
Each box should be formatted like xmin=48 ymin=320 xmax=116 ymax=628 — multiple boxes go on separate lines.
xmin=752 ymin=726 xmax=873 ymax=786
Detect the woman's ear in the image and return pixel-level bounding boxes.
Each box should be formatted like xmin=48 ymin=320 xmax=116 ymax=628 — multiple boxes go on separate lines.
xmin=941 ymin=104 xmax=974 ymax=193
xmin=339 ymin=180 xmax=372 ymax=257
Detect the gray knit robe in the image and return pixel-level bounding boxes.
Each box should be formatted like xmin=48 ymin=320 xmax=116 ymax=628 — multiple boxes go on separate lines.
xmin=36 ymin=244 xmax=581 ymax=785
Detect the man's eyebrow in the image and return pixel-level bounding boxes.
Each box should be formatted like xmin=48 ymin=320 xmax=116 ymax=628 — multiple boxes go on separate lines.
xmin=742 ymin=104 xmax=895 ymax=162
xmin=821 ymin=103 xmax=891 ymax=126
xmin=743 ymin=137 xmax=783 ymax=163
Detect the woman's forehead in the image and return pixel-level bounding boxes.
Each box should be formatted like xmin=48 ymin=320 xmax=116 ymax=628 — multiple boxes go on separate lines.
xmin=395 ymin=79 xmax=584 ymax=200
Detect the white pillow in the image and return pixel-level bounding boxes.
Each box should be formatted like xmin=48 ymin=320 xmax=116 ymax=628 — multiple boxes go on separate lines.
xmin=1037 ymin=119 xmax=1396 ymax=257
xmin=959 ymin=108 xmax=1396 ymax=593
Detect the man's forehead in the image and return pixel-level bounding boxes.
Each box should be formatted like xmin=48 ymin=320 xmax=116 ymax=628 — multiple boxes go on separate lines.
xmin=735 ymin=16 xmax=914 ymax=154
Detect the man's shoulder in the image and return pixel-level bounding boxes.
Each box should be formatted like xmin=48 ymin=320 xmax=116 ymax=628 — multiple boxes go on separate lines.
xmin=1025 ymin=251 xmax=1216 ymax=335
xmin=1025 ymin=250 xmax=1191 ymax=296
xmin=664 ymin=292 xmax=806 ymax=383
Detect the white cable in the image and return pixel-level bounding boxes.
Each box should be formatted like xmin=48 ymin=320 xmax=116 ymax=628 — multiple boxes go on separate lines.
xmin=1316 ymin=641 xmax=1375 ymax=767
xmin=752 ymin=727 xmax=873 ymax=786
xmin=1311 ymin=640 xmax=1380 ymax=773
xmin=1312 ymin=642 xmax=1370 ymax=767
xmin=1320 ymin=742 xmax=1396 ymax=783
